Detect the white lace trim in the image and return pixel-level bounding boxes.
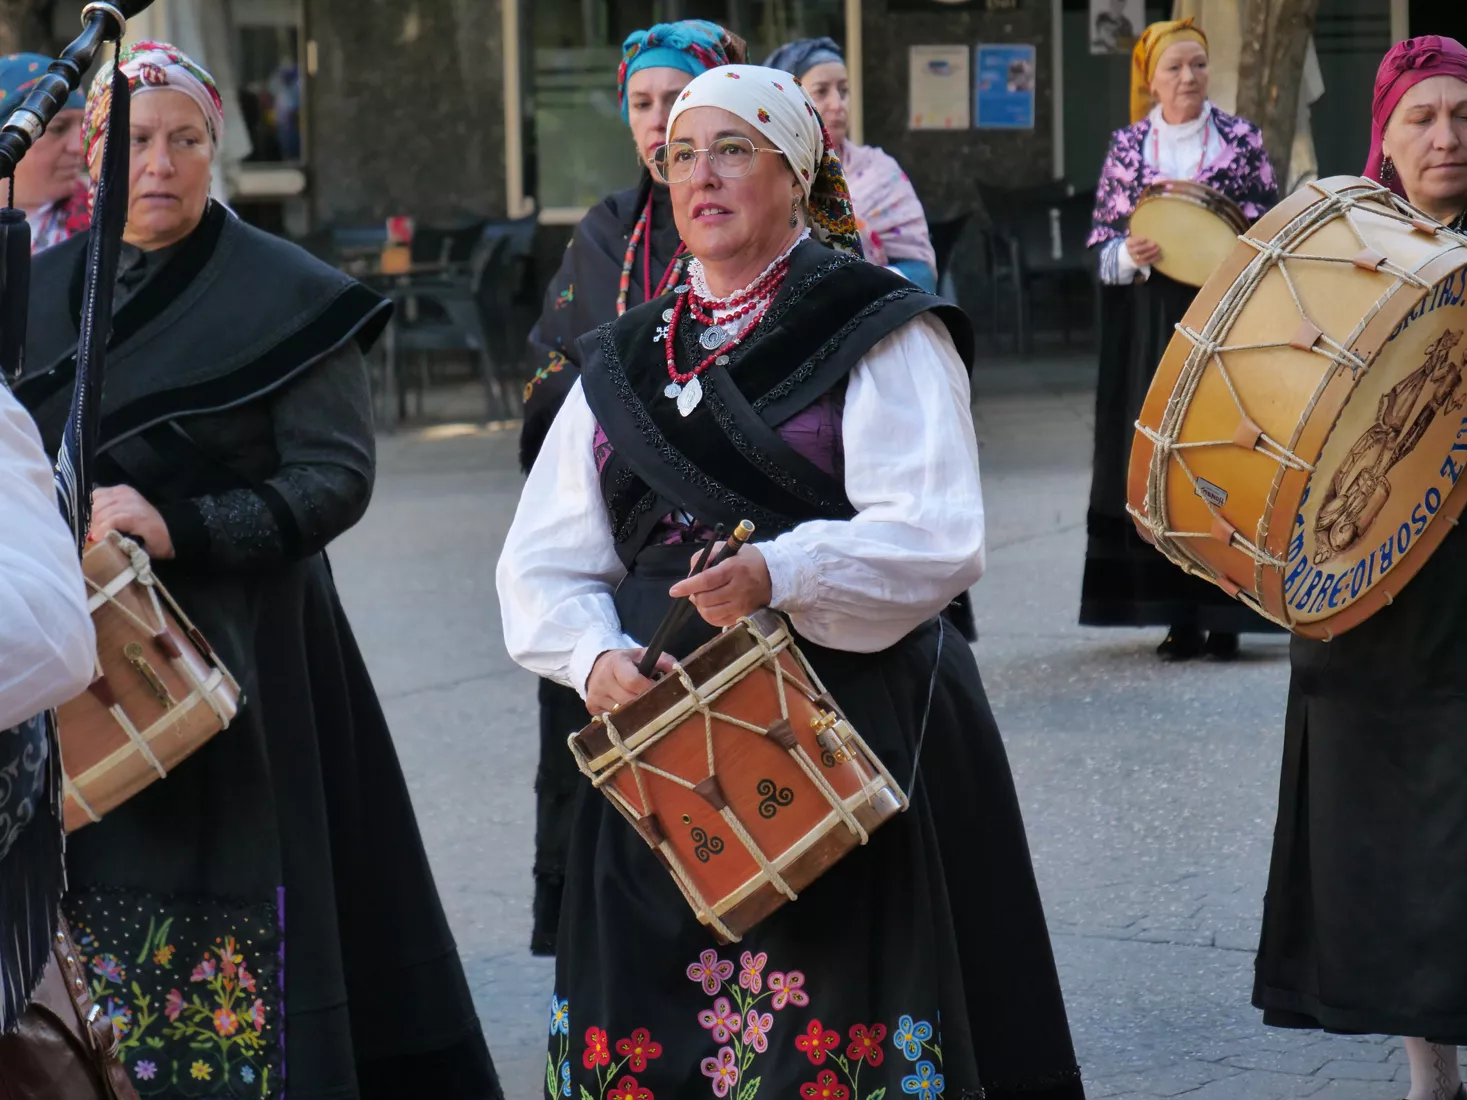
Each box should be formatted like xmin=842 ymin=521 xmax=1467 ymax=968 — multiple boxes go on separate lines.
xmin=687 ymin=229 xmax=811 ymax=314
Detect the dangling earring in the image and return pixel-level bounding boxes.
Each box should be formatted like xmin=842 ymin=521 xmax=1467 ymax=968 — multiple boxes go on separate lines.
xmin=790 ymin=197 xmax=800 ymax=228
xmin=1381 ymin=154 xmax=1396 ymax=182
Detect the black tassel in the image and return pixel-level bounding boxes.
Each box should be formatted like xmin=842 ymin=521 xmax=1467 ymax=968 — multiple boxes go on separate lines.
xmin=0 ymin=205 xmax=30 ymax=384
xmin=0 ymin=714 xmax=64 ymax=1035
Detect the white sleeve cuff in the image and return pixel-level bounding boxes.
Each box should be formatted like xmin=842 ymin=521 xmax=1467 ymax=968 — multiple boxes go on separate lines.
xmin=760 ymin=538 xmax=821 ymax=612
xmin=1114 ymin=239 xmax=1145 ymax=282
xmin=568 ymin=626 xmax=641 ymax=699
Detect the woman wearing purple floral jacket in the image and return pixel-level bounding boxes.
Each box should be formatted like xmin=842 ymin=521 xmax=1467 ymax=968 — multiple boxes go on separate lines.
xmin=1080 ymin=18 xmax=1280 ymax=660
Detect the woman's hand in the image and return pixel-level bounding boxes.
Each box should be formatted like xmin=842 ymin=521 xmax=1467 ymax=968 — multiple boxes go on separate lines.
xmin=89 ymin=485 xmax=174 ymax=559
xmin=1127 ymin=235 xmax=1163 ymax=267
xmin=668 ymin=544 xmax=772 ymax=628
xmin=586 ymin=647 xmax=676 ymax=715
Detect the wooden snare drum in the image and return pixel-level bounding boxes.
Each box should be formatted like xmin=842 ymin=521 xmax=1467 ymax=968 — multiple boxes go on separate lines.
xmin=1130 ymin=180 xmax=1250 ymax=288
xmin=1127 ymin=176 xmax=1467 ymax=638
xmin=571 ymin=610 xmax=906 ymax=942
xmin=59 ymin=532 xmax=241 ymax=831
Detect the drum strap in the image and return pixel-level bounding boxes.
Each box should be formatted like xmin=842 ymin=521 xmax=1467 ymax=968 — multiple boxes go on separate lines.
xmin=905 ymin=616 xmax=946 ymax=802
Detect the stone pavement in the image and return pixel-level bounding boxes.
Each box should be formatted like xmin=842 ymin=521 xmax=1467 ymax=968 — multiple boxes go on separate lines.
xmin=323 ymin=387 xmax=1440 ymax=1100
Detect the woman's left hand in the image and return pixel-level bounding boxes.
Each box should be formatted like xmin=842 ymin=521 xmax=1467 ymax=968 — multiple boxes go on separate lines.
xmin=669 ymin=544 xmax=772 ymax=628
xmin=90 ymin=485 xmax=175 ymax=559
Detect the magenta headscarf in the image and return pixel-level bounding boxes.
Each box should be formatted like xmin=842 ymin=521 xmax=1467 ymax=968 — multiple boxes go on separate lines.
xmin=1365 ymin=35 xmax=1467 ymax=196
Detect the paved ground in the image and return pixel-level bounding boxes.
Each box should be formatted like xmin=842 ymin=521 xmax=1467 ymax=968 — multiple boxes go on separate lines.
xmin=325 ymin=382 xmax=1435 ymax=1100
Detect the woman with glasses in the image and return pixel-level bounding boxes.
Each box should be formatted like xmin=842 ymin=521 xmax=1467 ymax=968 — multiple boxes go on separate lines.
xmin=765 ymin=37 xmax=937 ymax=292
xmin=518 ymin=19 xmax=744 ymax=957
xmin=498 ymin=64 xmax=1084 ymax=1100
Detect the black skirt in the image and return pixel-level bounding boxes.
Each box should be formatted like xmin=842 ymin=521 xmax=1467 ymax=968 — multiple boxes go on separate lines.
xmin=1080 ymin=274 xmax=1278 ymax=633
xmin=533 ymin=678 xmax=591 ymax=956
xmin=62 ymin=555 xmax=501 ymax=1099
xmin=546 ymin=546 xmax=1084 ymax=1100
xmin=1254 ymin=523 xmax=1467 ymax=1041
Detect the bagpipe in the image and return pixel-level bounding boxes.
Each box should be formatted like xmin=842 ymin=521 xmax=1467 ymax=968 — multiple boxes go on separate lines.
xmin=0 ymin=0 xmax=151 ymax=1037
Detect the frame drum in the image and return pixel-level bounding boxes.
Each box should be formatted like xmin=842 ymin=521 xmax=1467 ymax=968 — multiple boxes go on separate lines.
xmin=1128 ymin=177 xmax=1467 ymax=638
xmin=1130 ymin=180 xmax=1250 ymax=288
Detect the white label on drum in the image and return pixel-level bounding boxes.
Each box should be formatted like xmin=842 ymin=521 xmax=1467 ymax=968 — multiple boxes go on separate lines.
xmin=1195 ymin=478 xmax=1228 ymax=509
xmin=1287 ymin=268 xmax=1467 ymax=622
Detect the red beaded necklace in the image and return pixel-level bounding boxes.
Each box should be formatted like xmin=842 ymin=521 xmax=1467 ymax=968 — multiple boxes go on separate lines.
xmin=617 ymin=197 xmax=688 ymax=316
xmin=662 ymin=255 xmax=791 ymax=404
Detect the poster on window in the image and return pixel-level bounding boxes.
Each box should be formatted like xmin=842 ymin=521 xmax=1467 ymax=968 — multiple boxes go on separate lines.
xmin=1089 ymin=0 xmax=1143 ymax=54
xmin=908 ymin=46 xmax=971 ymax=130
xmin=974 ymin=44 xmax=1035 ymax=130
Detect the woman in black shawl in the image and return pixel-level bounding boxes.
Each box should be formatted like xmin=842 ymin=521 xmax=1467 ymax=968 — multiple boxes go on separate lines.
xmin=16 ymin=42 xmax=501 ymax=1099
xmin=518 ymin=19 xmax=744 ymax=956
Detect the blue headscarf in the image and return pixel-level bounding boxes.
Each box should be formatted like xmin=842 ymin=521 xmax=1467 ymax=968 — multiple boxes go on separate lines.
xmin=762 ymin=37 xmax=844 ymax=79
xmin=618 ymin=20 xmax=735 ymax=121
xmin=0 ymin=53 xmax=84 ymax=121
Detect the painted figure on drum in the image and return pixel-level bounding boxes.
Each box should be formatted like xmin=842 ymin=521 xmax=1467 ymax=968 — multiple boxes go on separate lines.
xmin=518 ymin=19 xmax=744 ymax=958
xmin=1081 ymin=17 xmax=1279 ymax=660
xmin=14 ymin=42 xmax=502 ymax=1098
xmin=1314 ymin=329 xmax=1465 ymax=563
xmin=1253 ymin=35 xmax=1467 ymax=1100
xmin=498 ymin=64 xmax=1084 ymax=1100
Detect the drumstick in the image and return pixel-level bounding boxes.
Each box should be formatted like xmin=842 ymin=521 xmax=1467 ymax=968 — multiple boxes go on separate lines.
xmin=635 ymin=519 xmax=758 ymax=679
xmin=636 ymin=524 xmax=724 ymax=679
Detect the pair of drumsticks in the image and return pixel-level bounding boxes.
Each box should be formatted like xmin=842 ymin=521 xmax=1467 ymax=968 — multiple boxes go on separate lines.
xmin=635 ymin=519 xmax=756 ymax=678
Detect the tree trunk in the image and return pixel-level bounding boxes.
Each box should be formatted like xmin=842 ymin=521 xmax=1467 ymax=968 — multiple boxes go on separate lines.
xmin=0 ymin=2 xmax=58 ymax=58
xmin=1234 ymin=0 xmax=1321 ymax=188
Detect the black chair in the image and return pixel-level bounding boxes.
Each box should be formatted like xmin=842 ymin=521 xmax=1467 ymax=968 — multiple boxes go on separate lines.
xmin=473 ymin=213 xmax=540 ymax=419
xmin=927 ymin=212 xmax=973 ymax=303
xmin=977 ymin=184 xmax=1097 ymax=355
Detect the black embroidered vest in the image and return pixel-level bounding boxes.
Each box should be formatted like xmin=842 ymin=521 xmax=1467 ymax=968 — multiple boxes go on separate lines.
xmin=579 ymin=241 xmax=974 ymax=566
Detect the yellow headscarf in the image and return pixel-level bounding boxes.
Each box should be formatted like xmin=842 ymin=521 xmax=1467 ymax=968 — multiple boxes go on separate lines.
xmin=1130 ymin=18 xmax=1208 ymax=124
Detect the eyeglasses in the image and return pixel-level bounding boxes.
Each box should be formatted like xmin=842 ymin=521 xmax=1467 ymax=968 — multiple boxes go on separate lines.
xmin=651 ymin=136 xmax=787 ymax=185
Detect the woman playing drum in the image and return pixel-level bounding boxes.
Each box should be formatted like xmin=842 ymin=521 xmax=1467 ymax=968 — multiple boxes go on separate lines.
xmin=1082 ymin=18 xmax=1278 ymax=660
xmin=519 ymin=18 xmax=744 ymax=959
xmin=1252 ymin=36 xmax=1467 ymax=1100
xmin=15 ymin=43 xmax=502 ymax=1097
xmin=497 ymin=64 xmax=1084 ymax=1100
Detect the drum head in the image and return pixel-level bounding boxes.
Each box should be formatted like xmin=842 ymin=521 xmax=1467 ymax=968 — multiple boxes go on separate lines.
xmin=1288 ymin=270 xmax=1467 ymax=627
xmin=1131 ymin=190 xmax=1243 ymax=288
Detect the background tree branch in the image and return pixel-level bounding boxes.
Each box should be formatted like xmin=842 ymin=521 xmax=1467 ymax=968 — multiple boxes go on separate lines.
xmin=1235 ymin=0 xmax=1321 ymax=188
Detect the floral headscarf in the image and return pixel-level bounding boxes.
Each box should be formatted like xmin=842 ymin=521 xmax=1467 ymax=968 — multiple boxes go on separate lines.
xmin=1365 ymin=36 xmax=1467 ymax=198
xmin=666 ymin=64 xmax=863 ymax=257
xmin=1130 ymin=18 xmax=1208 ymax=124
xmin=618 ymin=20 xmax=738 ymax=122
xmin=83 ymin=40 xmax=223 ymax=166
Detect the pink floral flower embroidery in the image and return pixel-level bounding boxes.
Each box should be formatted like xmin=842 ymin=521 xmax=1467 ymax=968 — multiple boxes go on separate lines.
xmin=743 ymin=1010 xmax=773 ymax=1053
xmin=237 ymin=962 xmax=256 ymax=993
xmin=91 ymin=954 xmax=124 ymax=984
xmin=700 ymin=1045 xmax=739 ymax=1097
xmin=738 ymin=950 xmax=767 ymax=994
xmin=698 ymin=997 xmax=742 ymax=1042
xmin=164 ymin=989 xmax=184 ymax=1022
xmin=767 ymin=969 xmax=809 ymax=1009
xmin=250 ymin=998 xmax=266 ymax=1031
xmin=190 ymin=955 xmax=216 ymax=983
xmin=687 ymin=949 xmax=734 ymax=995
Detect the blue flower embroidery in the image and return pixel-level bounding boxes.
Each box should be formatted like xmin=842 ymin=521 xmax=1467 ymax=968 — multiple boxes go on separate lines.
xmin=560 ymin=1061 xmax=571 ymax=1096
xmin=901 ymin=1059 xmax=945 ymax=1097
xmin=895 ymin=1014 xmax=933 ymax=1060
xmin=549 ymin=994 xmax=570 ymax=1037
xmin=240 ymin=1065 xmax=256 ymax=1084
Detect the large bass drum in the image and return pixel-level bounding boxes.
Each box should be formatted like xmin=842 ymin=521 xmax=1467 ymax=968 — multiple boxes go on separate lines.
xmin=1128 ymin=176 xmax=1467 ymax=638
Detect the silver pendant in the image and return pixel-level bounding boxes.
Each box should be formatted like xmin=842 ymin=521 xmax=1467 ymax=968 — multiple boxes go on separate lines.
xmin=661 ymin=308 xmax=675 ymax=322
xmin=653 ymin=323 xmax=670 ymax=343
xmin=664 ymin=382 xmax=683 ymax=399
xmin=676 ymin=374 xmax=703 ymax=416
xmin=699 ymin=325 xmax=728 ymax=351
xmin=674 ymin=284 xmax=690 ymax=295
xmin=715 ymin=355 xmax=730 ymax=367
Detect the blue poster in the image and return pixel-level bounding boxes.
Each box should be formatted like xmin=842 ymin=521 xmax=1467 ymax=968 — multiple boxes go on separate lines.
xmin=974 ymin=43 xmax=1036 ymax=130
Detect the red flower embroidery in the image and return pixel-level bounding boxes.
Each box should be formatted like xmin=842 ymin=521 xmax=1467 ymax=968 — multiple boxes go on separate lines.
xmin=757 ymin=108 xmax=771 ymax=124
xmin=726 ymin=72 xmax=741 ymax=79
xmin=773 ymin=81 xmax=785 ymax=91
xmin=609 ymin=1076 xmax=654 ymax=1100
xmin=800 ymin=1069 xmax=850 ymax=1100
xmin=847 ymin=1022 xmax=887 ymax=1066
xmin=615 ymin=1028 xmax=663 ymax=1072
xmin=794 ymin=1018 xmax=840 ymax=1064
xmin=583 ymin=1025 xmax=611 ymax=1069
